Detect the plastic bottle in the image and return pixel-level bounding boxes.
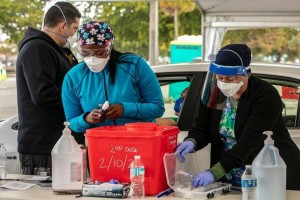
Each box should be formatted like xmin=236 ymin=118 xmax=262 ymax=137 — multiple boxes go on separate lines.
xmin=130 ymin=155 xmax=145 ymax=199
xmin=0 ymin=143 xmax=7 ymax=179
xmin=252 ymin=131 xmax=286 ymax=200
xmin=51 ymin=122 xmax=86 ymax=192
xmin=241 ymin=165 xmax=257 ymax=200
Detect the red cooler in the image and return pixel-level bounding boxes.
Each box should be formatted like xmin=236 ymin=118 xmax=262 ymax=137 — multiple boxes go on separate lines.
xmin=85 ymin=122 xmax=179 ymax=195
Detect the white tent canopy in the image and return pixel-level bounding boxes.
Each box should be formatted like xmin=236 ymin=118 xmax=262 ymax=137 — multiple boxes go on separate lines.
xmin=47 ymin=0 xmax=300 ymax=63
xmin=195 ymin=0 xmax=300 ymax=60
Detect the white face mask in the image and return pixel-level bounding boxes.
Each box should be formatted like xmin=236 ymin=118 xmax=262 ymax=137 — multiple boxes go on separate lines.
xmin=63 ymin=34 xmax=77 ymax=49
xmin=217 ymin=80 xmax=244 ymax=97
xmin=84 ymin=56 xmax=110 ymax=73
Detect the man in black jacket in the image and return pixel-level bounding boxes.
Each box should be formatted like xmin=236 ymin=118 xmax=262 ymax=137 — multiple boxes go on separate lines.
xmin=16 ymin=2 xmax=81 ymax=175
xmin=176 ymin=44 xmax=300 ymax=190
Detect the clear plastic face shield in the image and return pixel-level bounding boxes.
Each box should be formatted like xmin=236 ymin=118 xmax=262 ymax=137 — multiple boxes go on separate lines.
xmin=201 ymin=62 xmax=249 ymax=110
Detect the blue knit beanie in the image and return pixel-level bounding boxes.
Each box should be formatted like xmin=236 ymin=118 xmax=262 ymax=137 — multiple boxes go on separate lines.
xmin=215 ymin=44 xmax=251 ymax=67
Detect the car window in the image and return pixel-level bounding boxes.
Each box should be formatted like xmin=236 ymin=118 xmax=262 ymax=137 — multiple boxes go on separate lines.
xmin=261 ymin=78 xmax=300 ymax=128
xmin=160 ymin=81 xmax=190 ymax=120
xmin=157 ymin=72 xmax=207 ymax=130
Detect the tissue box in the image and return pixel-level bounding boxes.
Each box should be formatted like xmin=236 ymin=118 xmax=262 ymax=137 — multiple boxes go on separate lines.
xmin=82 ymin=182 xmax=130 ymax=198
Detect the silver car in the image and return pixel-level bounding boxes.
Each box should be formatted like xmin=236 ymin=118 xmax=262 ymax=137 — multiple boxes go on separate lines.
xmin=0 ymin=62 xmax=299 ymax=174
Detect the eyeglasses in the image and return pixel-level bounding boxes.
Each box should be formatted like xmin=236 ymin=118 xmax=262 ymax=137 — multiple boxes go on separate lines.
xmin=78 ymin=46 xmax=111 ymax=58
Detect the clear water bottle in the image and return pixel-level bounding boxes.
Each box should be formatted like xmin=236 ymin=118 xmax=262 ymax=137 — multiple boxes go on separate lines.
xmin=129 ymin=155 xmax=145 ymax=199
xmin=242 ymin=165 xmax=257 ymax=200
xmin=0 ymin=143 xmax=7 ymax=179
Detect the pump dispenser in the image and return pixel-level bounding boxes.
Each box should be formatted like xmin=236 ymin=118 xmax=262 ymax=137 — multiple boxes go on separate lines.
xmin=264 ymin=132 xmax=274 ymax=145
xmin=252 ymin=131 xmax=286 ymax=200
xmin=51 ymin=122 xmax=86 ymax=192
xmin=63 ymin=122 xmax=71 ymax=134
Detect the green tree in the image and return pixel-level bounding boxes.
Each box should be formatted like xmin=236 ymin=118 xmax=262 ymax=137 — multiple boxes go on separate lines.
xmin=82 ymin=2 xmax=150 ymax=58
xmin=0 ymin=39 xmax=17 ymax=66
xmin=223 ymin=28 xmax=299 ymax=62
xmin=286 ymin=29 xmax=300 ymax=61
xmin=0 ymin=0 xmax=45 ymax=43
xmin=159 ymin=0 xmax=196 ymax=39
xmin=82 ymin=1 xmax=201 ymax=59
xmin=158 ymin=8 xmax=201 ymax=56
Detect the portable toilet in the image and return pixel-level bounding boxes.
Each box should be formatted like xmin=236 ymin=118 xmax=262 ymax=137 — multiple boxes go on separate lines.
xmin=170 ymin=35 xmax=202 ymax=64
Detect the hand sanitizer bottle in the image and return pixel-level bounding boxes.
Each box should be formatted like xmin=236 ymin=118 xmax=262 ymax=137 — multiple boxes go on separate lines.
xmin=51 ymin=122 xmax=86 ymax=192
xmin=252 ymin=131 xmax=286 ymax=200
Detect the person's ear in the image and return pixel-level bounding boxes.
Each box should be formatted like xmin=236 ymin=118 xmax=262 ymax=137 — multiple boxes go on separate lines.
xmin=58 ymin=21 xmax=68 ymax=32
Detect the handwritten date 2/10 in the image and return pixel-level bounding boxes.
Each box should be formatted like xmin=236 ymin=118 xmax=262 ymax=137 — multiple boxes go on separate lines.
xmin=99 ymin=154 xmax=134 ymax=172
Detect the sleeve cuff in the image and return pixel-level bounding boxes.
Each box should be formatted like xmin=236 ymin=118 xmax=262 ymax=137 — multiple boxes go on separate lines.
xmin=76 ymin=112 xmax=92 ymax=132
xmin=121 ymin=102 xmax=137 ymax=118
xmin=209 ymin=162 xmax=226 ymax=181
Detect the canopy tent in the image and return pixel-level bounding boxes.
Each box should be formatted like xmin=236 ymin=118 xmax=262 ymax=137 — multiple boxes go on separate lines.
xmin=195 ymin=0 xmax=300 ymax=60
xmin=46 ymin=0 xmax=300 ymax=63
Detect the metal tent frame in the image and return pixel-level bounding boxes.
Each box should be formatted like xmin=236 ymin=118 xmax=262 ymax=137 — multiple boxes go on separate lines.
xmin=196 ymin=0 xmax=300 ymax=60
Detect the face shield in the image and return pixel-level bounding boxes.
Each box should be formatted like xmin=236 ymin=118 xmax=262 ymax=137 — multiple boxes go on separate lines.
xmin=201 ymin=62 xmax=248 ymax=110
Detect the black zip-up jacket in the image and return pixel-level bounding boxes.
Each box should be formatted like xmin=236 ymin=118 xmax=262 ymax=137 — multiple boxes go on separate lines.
xmin=186 ymin=75 xmax=300 ymax=190
xmin=16 ymin=27 xmax=72 ymax=154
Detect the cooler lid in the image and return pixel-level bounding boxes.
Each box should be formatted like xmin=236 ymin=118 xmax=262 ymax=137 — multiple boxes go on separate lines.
xmin=86 ymin=122 xmax=179 ymax=137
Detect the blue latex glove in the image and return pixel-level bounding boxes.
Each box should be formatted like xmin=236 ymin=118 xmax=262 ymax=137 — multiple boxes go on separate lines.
xmin=108 ymin=179 xmax=120 ymax=184
xmin=192 ymin=171 xmax=215 ymax=187
xmin=176 ymin=141 xmax=195 ymax=163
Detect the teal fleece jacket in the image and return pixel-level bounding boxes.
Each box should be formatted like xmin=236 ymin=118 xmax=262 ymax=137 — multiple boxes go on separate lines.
xmin=62 ymin=54 xmax=165 ymax=132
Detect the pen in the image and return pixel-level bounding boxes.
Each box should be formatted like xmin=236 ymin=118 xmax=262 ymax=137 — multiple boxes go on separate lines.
xmin=156 ymin=188 xmax=174 ymax=198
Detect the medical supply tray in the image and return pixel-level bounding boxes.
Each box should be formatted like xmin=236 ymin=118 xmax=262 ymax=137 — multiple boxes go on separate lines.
xmin=163 ymin=153 xmax=232 ymax=199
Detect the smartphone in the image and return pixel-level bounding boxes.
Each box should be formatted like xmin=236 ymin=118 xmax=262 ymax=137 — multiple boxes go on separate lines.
xmin=37 ymin=180 xmax=52 ymax=187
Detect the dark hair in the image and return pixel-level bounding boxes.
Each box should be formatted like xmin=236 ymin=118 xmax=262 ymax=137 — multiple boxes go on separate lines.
xmin=44 ymin=2 xmax=81 ymax=28
xmin=108 ymin=48 xmax=134 ymax=84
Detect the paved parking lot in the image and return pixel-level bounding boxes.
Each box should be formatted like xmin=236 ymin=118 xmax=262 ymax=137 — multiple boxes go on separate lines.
xmin=0 ymin=77 xmax=17 ymax=120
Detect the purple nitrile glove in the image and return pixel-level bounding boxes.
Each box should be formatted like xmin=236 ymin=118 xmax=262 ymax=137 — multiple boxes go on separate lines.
xmin=192 ymin=170 xmax=215 ymax=187
xmin=176 ymin=141 xmax=195 ymax=163
xmin=108 ymin=179 xmax=120 ymax=184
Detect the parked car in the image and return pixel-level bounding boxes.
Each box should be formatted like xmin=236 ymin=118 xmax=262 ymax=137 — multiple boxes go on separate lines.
xmin=0 ymin=62 xmax=299 ymax=174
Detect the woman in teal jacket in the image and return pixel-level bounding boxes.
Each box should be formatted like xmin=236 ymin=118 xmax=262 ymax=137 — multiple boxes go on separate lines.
xmin=62 ymin=20 xmax=164 ymax=133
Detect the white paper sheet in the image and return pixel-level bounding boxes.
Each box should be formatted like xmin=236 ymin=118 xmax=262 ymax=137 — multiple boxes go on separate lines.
xmin=26 ymin=176 xmax=50 ymax=181
xmin=0 ymin=181 xmax=36 ymax=190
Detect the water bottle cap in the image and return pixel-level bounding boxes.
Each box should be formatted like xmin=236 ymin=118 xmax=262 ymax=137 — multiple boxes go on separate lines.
xmin=264 ymin=131 xmax=274 ymax=145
